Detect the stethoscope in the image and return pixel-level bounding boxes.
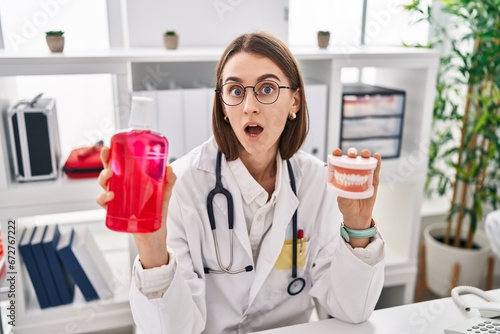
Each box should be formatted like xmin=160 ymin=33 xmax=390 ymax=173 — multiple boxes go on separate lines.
xmin=204 ymin=150 xmax=306 ymax=296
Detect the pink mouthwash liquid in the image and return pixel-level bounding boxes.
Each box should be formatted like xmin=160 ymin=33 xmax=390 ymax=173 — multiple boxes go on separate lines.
xmin=105 ymin=96 xmax=168 ymax=233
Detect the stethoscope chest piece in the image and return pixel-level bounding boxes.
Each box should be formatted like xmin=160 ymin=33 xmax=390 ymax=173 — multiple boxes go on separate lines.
xmin=287 ymin=277 xmax=306 ymax=296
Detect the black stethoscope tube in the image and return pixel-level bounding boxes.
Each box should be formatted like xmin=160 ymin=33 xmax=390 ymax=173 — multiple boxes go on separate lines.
xmin=207 ymin=151 xmax=234 ymax=230
xmin=205 ymin=151 xmax=304 ymax=295
xmin=286 ymin=159 xmax=298 ymax=280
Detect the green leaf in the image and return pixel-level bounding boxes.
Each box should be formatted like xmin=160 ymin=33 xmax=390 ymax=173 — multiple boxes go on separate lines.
xmin=46 ymin=30 xmax=64 ymax=36
xmin=418 ymin=0 xmax=500 ymax=245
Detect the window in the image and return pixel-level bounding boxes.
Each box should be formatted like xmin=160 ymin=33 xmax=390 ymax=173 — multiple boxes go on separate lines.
xmin=364 ymin=0 xmax=429 ymax=46
xmin=288 ymin=0 xmax=364 ymax=47
xmin=288 ymin=0 xmax=429 ymax=47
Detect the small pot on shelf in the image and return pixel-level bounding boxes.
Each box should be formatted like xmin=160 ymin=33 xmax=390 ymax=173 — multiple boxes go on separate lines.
xmin=317 ymin=31 xmax=330 ymax=49
xmin=163 ymin=30 xmax=179 ymax=50
xmin=46 ymin=31 xmax=65 ymax=53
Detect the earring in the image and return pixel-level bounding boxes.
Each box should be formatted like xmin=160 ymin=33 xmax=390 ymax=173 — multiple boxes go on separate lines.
xmin=288 ymin=112 xmax=297 ymax=120
xmin=224 ymin=115 xmax=230 ymax=123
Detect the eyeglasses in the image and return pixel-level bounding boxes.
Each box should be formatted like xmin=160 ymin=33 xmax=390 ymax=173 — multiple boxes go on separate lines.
xmin=215 ymin=80 xmax=291 ymax=106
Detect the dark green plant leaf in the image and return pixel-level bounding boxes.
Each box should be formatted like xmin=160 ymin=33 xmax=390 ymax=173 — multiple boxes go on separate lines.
xmin=405 ymin=0 xmax=500 ymax=245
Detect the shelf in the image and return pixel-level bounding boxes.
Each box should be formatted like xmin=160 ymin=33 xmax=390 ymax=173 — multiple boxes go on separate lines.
xmin=16 ymin=255 xmax=132 ymax=334
xmin=14 ymin=222 xmax=132 ymax=334
xmin=16 ymin=256 xmax=132 ymax=334
xmin=0 ymin=177 xmax=101 ymax=220
xmin=0 ymin=51 xmax=129 ymax=76
xmin=0 ymin=46 xmax=439 ymax=74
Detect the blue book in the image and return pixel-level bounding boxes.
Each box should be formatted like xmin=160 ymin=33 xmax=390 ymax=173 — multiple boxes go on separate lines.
xmin=31 ymin=225 xmax=62 ymax=307
xmin=42 ymin=224 xmax=75 ymax=305
xmin=56 ymin=228 xmax=99 ymax=302
xmin=72 ymin=227 xmax=114 ymax=300
xmin=18 ymin=226 xmax=51 ymax=309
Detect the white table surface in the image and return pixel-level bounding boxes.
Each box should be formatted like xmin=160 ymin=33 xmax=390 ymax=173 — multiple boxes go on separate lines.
xmin=252 ymin=289 xmax=500 ymax=334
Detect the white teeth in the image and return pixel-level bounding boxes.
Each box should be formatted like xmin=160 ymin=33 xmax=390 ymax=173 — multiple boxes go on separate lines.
xmin=334 ymin=172 xmax=369 ymax=186
xmin=246 ymin=124 xmax=261 ymax=137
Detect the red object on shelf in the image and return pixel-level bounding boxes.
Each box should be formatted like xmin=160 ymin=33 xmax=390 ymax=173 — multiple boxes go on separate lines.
xmin=62 ymin=142 xmax=104 ymax=179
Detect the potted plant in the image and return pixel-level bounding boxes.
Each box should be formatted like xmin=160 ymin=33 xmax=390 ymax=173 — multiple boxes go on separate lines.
xmin=317 ymin=31 xmax=330 ymax=49
xmin=45 ymin=31 xmax=65 ymax=53
xmin=163 ymin=30 xmax=179 ymax=50
xmin=405 ymin=0 xmax=500 ymax=297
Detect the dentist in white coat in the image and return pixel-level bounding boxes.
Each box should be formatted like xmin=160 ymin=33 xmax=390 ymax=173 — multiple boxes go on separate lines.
xmin=97 ymin=32 xmax=385 ymax=334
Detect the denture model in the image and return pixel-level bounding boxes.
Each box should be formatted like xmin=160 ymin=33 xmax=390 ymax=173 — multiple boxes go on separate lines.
xmin=327 ymin=154 xmax=378 ymax=199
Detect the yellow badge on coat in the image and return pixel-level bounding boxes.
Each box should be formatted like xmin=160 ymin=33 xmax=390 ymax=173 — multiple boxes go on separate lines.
xmin=275 ymin=238 xmax=307 ymax=270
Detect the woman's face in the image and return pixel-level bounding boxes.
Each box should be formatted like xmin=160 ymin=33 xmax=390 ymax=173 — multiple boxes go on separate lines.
xmin=221 ymin=52 xmax=300 ymax=158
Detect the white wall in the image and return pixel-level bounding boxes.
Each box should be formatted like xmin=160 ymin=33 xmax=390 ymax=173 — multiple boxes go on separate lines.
xmin=0 ymin=1 xmax=114 ymax=160
xmin=0 ymin=0 xmax=109 ymax=51
xmin=125 ymin=0 xmax=288 ymax=48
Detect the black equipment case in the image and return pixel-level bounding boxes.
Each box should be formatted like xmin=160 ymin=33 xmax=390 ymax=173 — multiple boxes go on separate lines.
xmin=6 ymin=94 xmax=61 ymax=182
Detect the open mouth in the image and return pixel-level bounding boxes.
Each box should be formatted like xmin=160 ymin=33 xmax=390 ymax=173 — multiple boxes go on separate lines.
xmin=245 ymin=124 xmax=264 ymax=137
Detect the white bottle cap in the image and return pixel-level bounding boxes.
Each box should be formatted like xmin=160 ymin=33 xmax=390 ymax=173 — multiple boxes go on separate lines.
xmin=128 ymin=96 xmax=154 ymax=130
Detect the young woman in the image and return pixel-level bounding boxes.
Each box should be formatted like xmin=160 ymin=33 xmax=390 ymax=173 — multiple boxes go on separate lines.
xmin=97 ymin=32 xmax=384 ymax=334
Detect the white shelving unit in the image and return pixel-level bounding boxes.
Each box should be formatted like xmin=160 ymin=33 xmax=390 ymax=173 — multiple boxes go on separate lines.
xmin=12 ymin=218 xmax=133 ymax=334
xmin=323 ymin=48 xmax=439 ymax=306
xmin=0 ymin=46 xmax=439 ymax=332
xmin=0 ymin=50 xmax=134 ymax=334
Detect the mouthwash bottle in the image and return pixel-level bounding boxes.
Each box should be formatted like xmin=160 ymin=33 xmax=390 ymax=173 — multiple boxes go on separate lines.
xmin=106 ymin=96 xmax=168 ymax=233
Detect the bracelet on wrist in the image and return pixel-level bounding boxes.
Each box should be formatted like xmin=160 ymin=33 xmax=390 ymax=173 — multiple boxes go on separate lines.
xmin=340 ymin=219 xmax=377 ymax=243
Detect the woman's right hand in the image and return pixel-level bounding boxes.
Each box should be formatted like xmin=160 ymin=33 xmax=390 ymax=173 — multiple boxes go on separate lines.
xmin=96 ymin=146 xmax=176 ymax=269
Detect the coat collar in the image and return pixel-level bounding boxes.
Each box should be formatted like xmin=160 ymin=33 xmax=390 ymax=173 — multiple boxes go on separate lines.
xmin=195 ymin=137 xmax=305 ymax=180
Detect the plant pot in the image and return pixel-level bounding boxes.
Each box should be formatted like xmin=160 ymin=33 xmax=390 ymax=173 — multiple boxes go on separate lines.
xmin=424 ymin=222 xmax=491 ymax=297
xmin=317 ymin=34 xmax=330 ymax=49
xmin=46 ymin=36 xmax=64 ymax=53
xmin=163 ymin=35 xmax=179 ymax=50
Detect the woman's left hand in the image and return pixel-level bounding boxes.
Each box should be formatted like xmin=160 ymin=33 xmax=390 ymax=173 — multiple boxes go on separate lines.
xmin=332 ymin=147 xmax=382 ymax=247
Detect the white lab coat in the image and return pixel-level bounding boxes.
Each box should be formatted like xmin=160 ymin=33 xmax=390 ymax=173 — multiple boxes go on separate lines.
xmin=130 ymin=137 xmax=385 ymax=334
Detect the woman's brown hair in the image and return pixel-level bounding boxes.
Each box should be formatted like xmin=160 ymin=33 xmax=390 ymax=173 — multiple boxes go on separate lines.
xmin=212 ymin=32 xmax=309 ymax=161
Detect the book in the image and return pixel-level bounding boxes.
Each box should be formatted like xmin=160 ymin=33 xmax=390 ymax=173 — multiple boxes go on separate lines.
xmin=42 ymin=224 xmax=75 ymax=305
xmin=56 ymin=228 xmax=99 ymax=302
xmin=71 ymin=227 xmax=114 ymax=299
xmin=31 ymin=225 xmax=62 ymax=307
xmin=18 ymin=226 xmax=51 ymax=309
